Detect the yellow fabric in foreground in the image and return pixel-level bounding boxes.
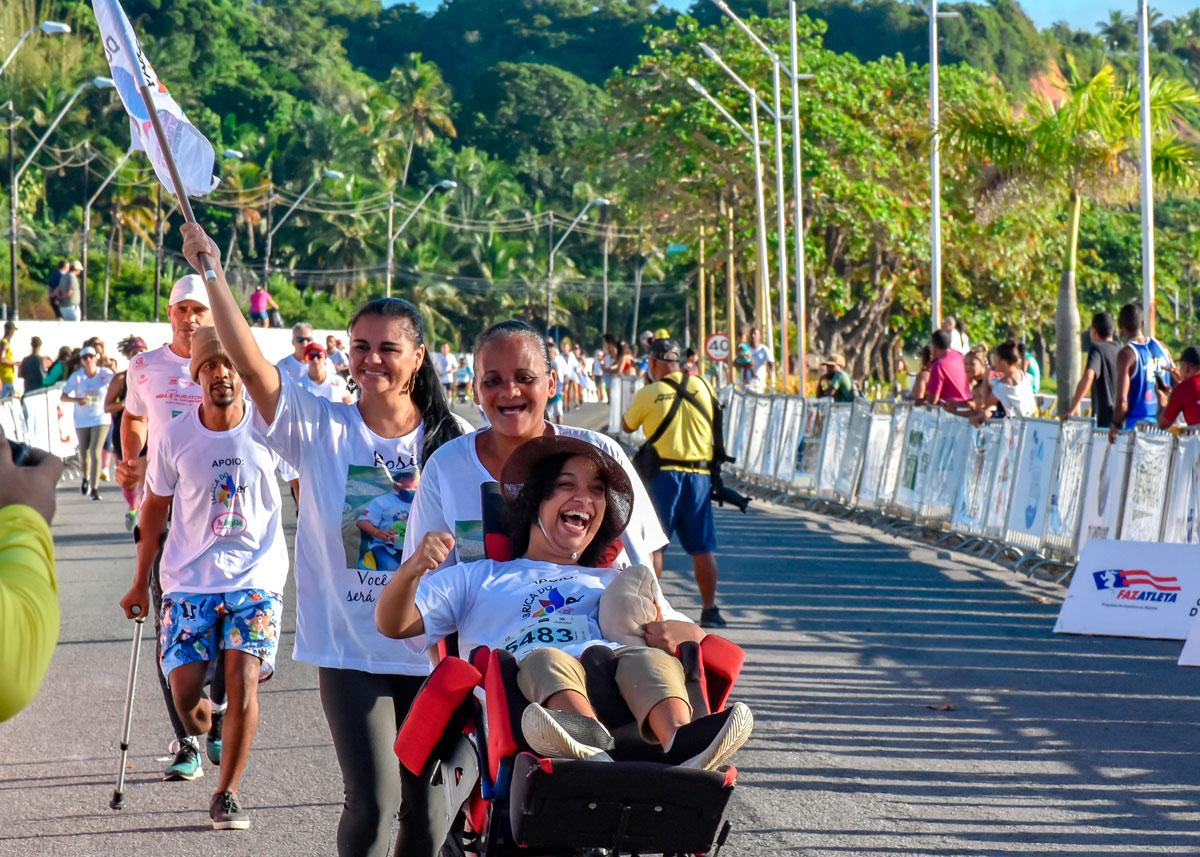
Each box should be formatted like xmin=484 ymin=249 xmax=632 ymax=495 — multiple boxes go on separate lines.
xmin=0 ymin=504 xmax=60 ymax=722
xmin=623 ymin=372 xmax=715 ymax=472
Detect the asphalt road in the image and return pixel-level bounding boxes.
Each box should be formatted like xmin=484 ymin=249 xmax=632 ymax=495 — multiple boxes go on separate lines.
xmin=1 ymin=404 xmax=1197 ymax=856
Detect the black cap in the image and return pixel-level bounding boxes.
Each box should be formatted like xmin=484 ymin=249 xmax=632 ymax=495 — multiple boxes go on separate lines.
xmin=649 ymin=338 xmax=681 ymax=362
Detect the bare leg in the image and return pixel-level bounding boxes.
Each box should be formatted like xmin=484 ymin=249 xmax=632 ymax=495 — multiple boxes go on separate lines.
xmin=652 ymin=549 xmax=664 ymax=577
xmin=691 ymin=551 xmax=718 ymax=609
xmin=168 ymin=661 xmax=212 ymax=736
xmin=543 ymin=689 xmax=595 ymax=718
xmin=645 ymin=697 xmax=692 ymax=749
xmin=217 ymin=651 xmax=261 ymax=796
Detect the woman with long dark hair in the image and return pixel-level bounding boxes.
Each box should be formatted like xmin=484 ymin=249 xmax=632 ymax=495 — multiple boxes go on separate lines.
xmin=376 ymin=435 xmax=752 ymax=769
xmin=180 ymin=224 xmax=467 ymax=857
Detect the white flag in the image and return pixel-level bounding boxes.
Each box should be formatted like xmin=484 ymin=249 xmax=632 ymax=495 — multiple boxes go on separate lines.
xmin=92 ymin=0 xmax=217 ymax=197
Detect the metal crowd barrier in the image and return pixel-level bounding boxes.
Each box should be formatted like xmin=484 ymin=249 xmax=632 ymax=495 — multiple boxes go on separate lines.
xmin=1 ymin=385 xmax=77 ymax=460
xmin=718 ymin=386 xmax=1194 ymax=583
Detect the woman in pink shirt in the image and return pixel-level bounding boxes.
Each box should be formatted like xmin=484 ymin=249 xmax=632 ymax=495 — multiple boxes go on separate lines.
xmin=248 ymin=285 xmax=279 ymax=328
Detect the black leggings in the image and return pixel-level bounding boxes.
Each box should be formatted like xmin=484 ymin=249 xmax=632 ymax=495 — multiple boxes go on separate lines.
xmin=319 ymin=667 xmax=457 ymax=857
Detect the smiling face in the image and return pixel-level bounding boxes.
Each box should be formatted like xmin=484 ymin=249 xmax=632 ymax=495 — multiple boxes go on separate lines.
xmin=349 ymin=314 xmax=425 ymax=401
xmin=198 ymin=356 xmax=242 ymax=409
xmin=474 ymin=334 xmax=555 ymax=440
xmin=529 ymin=455 xmax=608 ymax=563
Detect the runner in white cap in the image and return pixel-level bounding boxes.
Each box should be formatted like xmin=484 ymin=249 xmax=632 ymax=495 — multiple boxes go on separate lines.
xmin=117 ymin=273 xmax=224 ymax=782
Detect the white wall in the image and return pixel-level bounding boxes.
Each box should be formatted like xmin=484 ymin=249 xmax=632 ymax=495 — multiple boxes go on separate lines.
xmin=7 ymin=320 xmax=346 ymax=395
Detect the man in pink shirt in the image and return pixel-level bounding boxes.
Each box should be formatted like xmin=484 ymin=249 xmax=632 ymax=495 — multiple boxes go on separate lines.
xmin=924 ymin=329 xmax=973 ymax=407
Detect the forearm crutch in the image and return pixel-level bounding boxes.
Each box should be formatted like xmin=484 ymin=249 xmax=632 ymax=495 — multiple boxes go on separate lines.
xmin=110 ymin=613 xmax=146 ymax=809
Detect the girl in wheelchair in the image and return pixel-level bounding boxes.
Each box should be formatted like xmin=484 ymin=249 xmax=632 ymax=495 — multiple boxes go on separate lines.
xmin=376 ymin=434 xmax=752 ymax=771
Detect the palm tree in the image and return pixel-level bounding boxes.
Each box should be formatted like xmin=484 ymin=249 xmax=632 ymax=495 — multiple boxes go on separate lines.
xmin=385 ymin=54 xmax=457 ymax=188
xmin=942 ymin=61 xmax=1200 ymax=411
xmin=1099 ymin=11 xmax=1137 ymax=52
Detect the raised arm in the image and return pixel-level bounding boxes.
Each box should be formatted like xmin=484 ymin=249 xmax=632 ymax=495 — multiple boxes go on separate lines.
xmin=375 ymin=531 xmax=454 ymax=639
xmin=179 ymin=223 xmax=281 ymax=422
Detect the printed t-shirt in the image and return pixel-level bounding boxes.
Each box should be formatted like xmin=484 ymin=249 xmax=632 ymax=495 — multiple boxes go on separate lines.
xmin=123 ymin=345 xmax=203 ymax=455
xmin=623 ymin=372 xmax=714 ymax=473
xmin=1162 ymin=374 xmax=1200 ymax=427
xmin=256 ymin=373 xmax=470 ymax=674
xmin=357 ymin=490 xmax=414 ymax=569
xmin=63 ymin=368 xmax=115 ymax=428
xmin=298 ymin=371 xmax=350 ymax=403
xmin=925 ymin=350 xmax=972 ymax=404
xmin=402 ymin=424 xmax=668 ymax=570
xmin=275 ymin=353 xmax=306 ymax=382
xmin=411 ymin=558 xmax=690 ymax=662
xmin=748 ymin=345 xmax=772 ymax=392
xmin=1087 ymin=341 xmax=1121 ymax=428
xmin=146 ymin=405 xmax=290 ymax=596
xmin=1124 ymin=338 xmax=1173 ymax=427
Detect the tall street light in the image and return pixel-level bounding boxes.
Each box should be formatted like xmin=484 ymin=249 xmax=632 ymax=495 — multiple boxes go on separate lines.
xmin=386 ymin=178 xmax=456 ymax=297
xmin=1137 ymin=0 xmax=1156 ymax=336
xmin=710 ymin=0 xmax=814 ymax=392
xmin=83 ymin=147 xmax=140 ymax=320
xmin=262 ymin=168 xmax=344 ymax=287
xmin=9 ymin=75 xmax=114 ymax=318
xmin=547 ymin=197 xmax=608 ymax=337
xmin=687 ymin=76 xmax=772 ymax=363
xmin=924 ymin=0 xmax=959 ymax=333
xmin=0 ymin=20 xmax=71 ymax=78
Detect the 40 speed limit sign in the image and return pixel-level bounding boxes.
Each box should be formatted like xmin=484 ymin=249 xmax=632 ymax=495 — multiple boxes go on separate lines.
xmin=705 ymin=332 xmax=731 ymax=362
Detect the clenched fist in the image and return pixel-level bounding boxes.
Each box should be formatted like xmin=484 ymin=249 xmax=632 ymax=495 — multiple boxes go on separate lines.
xmin=408 ymin=531 xmax=454 ymax=576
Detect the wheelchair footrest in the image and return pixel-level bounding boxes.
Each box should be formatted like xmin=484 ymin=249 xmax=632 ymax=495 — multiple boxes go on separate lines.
xmin=509 ymin=752 xmax=737 ymax=854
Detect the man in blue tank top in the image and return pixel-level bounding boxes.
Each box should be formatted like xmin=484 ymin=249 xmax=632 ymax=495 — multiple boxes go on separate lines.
xmin=1111 ymin=303 xmax=1175 ymax=439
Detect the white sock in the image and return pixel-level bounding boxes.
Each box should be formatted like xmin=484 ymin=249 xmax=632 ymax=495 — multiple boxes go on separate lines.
xmin=210 ymin=700 xmax=228 ymax=716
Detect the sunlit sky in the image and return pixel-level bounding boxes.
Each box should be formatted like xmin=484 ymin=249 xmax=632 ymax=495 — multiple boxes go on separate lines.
xmin=408 ymin=1 xmax=1199 ymax=32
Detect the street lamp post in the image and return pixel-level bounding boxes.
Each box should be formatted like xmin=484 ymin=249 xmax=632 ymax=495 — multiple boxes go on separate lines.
xmin=0 ymin=21 xmax=71 ymax=78
xmin=1138 ymin=0 xmax=1156 ymax=336
xmin=687 ymin=76 xmax=772 ymax=359
xmin=8 ymin=76 xmax=114 ymax=318
xmin=262 ymin=168 xmax=344 ymax=287
xmin=386 ymin=179 xmax=456 ymax=297
xmin=546 ymin=197 xmax=609 ymax=338
xmin=925 ymin=0 xmax=959 ymax=334
xmin=82 ymin=148 xmax=136 ymax=320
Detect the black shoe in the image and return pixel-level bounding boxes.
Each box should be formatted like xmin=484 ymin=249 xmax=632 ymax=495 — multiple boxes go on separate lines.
xmin=90 ymin=488 xmax=101 ymax=501
xmin=209 ymin=790 xmax=249 ymax=830
xmin=664 ymin=702 xmax=754 ymax=770
xmin=699 ymin=607 xmax=727 ymax=629
xmin=80 ymin=478 xmax=89 ymax=496
xmin=207 ymin=709 xmax=223 ymax=765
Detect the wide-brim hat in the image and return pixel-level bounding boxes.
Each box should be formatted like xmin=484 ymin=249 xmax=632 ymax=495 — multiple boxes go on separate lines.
xmin=822 ymin=354 xmax=846 ymax=369
xmin=500 ymin=435 xmax=633 ymax=535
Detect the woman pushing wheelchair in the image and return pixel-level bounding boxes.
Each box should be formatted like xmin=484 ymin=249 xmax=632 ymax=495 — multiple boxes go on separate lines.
xmin=375 ymin=434 xmax=753 ymax=770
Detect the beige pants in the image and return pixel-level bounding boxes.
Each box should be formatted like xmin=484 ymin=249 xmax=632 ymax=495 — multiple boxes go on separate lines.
xmin=517 ymin=645 xmax=691 ymax=743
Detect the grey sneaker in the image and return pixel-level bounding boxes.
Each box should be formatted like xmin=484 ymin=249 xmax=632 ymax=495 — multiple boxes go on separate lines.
xmin=521 ymin=704 xmax=614 ymax=762
xmin=209 ymin=791 xmax=249 ymax=830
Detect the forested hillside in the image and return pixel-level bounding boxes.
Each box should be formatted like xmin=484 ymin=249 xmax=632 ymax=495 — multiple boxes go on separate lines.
xmin=2 ymin=0 xmax=1199 ymax=381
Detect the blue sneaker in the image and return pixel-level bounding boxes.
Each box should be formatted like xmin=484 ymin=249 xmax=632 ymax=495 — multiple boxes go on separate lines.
xmin=163 ymin=737 xmax=203 ymax=781
xmin=206 ymin=710 xmax=223 ymax=766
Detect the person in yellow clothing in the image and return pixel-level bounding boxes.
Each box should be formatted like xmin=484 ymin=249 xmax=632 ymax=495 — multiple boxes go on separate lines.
xmin=622 ymin=338 xmax=726 ymax=629
xmin=0 ymin=438 xmax=64 ymax=722
xmin=0 ymin=321 xmax=18 ymax=398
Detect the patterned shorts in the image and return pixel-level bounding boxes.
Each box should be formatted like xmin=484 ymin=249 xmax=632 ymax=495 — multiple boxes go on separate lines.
xmin=159 ymin=589 xmax=283 ymax=680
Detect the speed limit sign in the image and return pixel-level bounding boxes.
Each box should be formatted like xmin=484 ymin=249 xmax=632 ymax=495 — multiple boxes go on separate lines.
xmin=705 ymin=332 xmax=731 ymax=363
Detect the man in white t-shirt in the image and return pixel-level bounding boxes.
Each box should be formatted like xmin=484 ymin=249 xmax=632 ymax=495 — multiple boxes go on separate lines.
xmin=941 ymin=316 xmax=970 ymax=354
xmin=747 ymin=327 xmax=774 ymax=393
xmin=433 ymin=342 xmax=458 ymax=397
xmin=325 ymin=335 xmax=350 ymax=378
xmin=297 ymin=342 xmax=353 ymax=403
xmin=120 ymin=326 xmax=291 ymax=832
xmin=117 ymin=274 xmax=221 ymax=782
xmin=547 ymin=343 xmax=567 ymax=423
xmin=275 ymin=322 xmax=314 ymax=382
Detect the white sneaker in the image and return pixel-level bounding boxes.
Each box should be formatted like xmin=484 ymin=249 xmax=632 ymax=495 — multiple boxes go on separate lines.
xmin=520 ymin=704 xmax=614 ymax=762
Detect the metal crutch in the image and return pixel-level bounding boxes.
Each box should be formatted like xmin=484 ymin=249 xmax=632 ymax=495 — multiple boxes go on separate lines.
xmin=110 ymin=611 xmax=146 ymax=810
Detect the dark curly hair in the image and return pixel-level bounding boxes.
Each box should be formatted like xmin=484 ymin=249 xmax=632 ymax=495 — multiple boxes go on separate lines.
xmin=505 ymin=451 xmax=624 ymax=567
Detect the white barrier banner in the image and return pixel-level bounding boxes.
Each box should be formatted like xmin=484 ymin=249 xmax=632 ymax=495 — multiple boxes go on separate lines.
xmin=879 ymin=402 xmax=911 ymax=509
xmin=0 ymin=398 xmax=26 ymax=443
xmin=1076 ymin=432 xmax=1133 ymax=552
xmin=951 ymin=423 xmax=1000 ymax=536
xmin=918 ymin=411 xmax=971 ymax=523
xmin=856 ymin=404 xmax=895 ymax=509
xmin=1120 ymin=430 xmax=1174 ymax=542
xmin=793 ymin=399 xmax=829 ymax=491
xmin=893 ymin=407 xmax=938 ymax=514
xmin=1179 ymin=612 xmax=1200 ymax=666
xmin=728 ymin=390 xmax=751 ymax=472
xmin=983 ymin=418 xmax=1022 ymax=540
xmin=607 ymin=373 xmax=624 ymax=434
xmin=774 ymin=398 xmax=804 ymax=482
xmin=1003 ymin=419 xmax=1061 ymax=550
xmin=744 ymin=395 xmax=772 ymax=479
xmin=1043 ymin=418 xmax=1093 ymax=558
xmin=1055 ymin=540 xmax=1200 ymax=640
xmin=760 ymin=397 xmax=786 ymax=481
xmin=834 ymin=400 xmax=872 ymax=503
xmin=817 ymin=403 xmax=852 ymax=498
xmin=1162 ymin=434 xmax=1200 ymax=544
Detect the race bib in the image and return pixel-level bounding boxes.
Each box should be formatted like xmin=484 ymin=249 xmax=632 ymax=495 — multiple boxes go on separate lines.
xmin=500 ymin=614 xmax=591 ymax=659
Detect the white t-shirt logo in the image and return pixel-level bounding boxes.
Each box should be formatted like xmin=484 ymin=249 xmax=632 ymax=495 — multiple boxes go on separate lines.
xmin=210 ymin=471 xmax=249 ymax=536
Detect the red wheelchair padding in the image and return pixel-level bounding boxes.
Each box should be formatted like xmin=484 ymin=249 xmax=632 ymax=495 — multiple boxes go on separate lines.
xmin=697 ymin=634 xmax=744 ymax=713
xmin=483 ymin=649 xmax=528 ymax=783
xmin=394 ymin=657 xmax=482 ymax=776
